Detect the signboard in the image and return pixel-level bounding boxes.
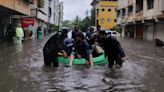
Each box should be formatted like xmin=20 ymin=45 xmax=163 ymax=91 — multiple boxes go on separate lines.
xmin=21 ymin=18 xmax=35 ymax=28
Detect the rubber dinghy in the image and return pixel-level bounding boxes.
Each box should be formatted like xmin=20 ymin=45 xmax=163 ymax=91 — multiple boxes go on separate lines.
xmin=58 ymin=53 xmax=107 ymax=65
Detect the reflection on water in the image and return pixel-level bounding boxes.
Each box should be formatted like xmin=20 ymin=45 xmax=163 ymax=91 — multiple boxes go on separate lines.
xmin=0 ymin=37 xmax=164 ymax=92
xmin=15 ymin=43 xmax=23 ymax=52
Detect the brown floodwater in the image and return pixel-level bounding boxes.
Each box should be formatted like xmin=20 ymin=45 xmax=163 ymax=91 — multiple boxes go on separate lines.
xmin=0 ymin=34 xmax=164 ymax=92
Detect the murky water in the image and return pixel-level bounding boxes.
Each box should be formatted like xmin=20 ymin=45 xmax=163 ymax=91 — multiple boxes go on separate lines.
xmin=0 ymin=34 xmax=164 ymax=92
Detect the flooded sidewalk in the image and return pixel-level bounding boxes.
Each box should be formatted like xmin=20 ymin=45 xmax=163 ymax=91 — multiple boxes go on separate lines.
xmin=0 ymin=36 xmax=164 ymax=92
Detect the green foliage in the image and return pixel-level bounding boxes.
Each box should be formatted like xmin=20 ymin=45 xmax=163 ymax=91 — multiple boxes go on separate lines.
xmin=72 ymin=16 xmax=82 ymax=28
xmin=63 ymin=15 xmax=91 ymax=32
xmin=114 ymin=26 xmax=122 ymax=33
xmin=91 ymin=8 xmax=96 ymax=26
xmin=62 ymin=20 xmax=72 ymax=28
xmin=54 ymin=25 xmax=59 ymax=31
xmin=80 ymin=17 xmax=90 ymax=32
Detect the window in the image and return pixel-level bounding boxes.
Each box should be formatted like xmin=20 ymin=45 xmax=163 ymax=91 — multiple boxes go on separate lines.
xmin=108 ymin=18 xmax=110 ymax=23
xmin=128 ymin=6 xmax=133 ymax=15
xmin=49 ymin=7 xmax=52 ymax=17
xmin=147 ymin=0 xmax=154 ymax=9
xmin=97 ymin=9 xmax=99 ymax=16
xmin=101 ymin=18 xmax=104 ymax=24
xmin=102 ymin=8 xmax=105 ymax=12
xmin=117 ymin=10 xmax=121 ymax=17
xmin=136 ymin=0 xmax=143 ymax=13
xmin=114 ymin=19 xmax=117 ymax=22
xmin=122 ymin=8 xmax=126 ymax=16
xmin=108 ymin=9 xmax=111 ymax=12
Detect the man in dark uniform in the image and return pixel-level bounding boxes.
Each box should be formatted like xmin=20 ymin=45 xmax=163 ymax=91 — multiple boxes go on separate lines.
xmin=72 ymin=27 xmax=80 ymax=41
xmin=98 ymin=31 xmax=126 ymax=68
xmin=43 ymin=31 xmax=65 ymax=67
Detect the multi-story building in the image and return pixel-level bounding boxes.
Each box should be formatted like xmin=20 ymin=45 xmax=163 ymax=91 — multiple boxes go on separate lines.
xmin=54 ymin=0 xmax=63 ymax=27
xmin=117 ymin=0 xmax=164 ymax=42
xmin=0 ymin=0 xmax=64 ymax=41
xmin=58 ymin=2 xmax=64 ymax=29
xmin=30 ymin=0 xmax=63 ymax=37
xmin=91 ymin=0 xmax=118 ymax=30
xmin=0 ymin=0 xmax=33 ymax=42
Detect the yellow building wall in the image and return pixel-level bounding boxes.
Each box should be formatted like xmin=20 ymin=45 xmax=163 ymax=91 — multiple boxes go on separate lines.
xmin=0 ymin=0 xmax=30 ymax=15
xmin=96 ymin=1 xmax=117 ymax=30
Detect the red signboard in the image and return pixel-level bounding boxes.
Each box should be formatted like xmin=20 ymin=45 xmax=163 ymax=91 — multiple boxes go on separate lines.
xmin=21 ymin=18 xmax=35 ymax=28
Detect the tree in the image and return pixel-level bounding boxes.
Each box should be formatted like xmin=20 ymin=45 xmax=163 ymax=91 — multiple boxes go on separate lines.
xmin=90 ymin=8 xmax=96 ymax=26
xmin=80 ymin=17 xmax=90 ymax=32
xmin=62 ymin=20 xmax=72 ymax=28
xmin=72 ymin=15 xmax=82 ymax=28
xmin=114 ymin=26 xmax=122 ymax=33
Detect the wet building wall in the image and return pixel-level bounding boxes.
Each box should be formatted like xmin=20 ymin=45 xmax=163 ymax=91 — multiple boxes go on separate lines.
xmin=0 ymin=16 xmax=10 ymax=42
xmin=155 ymin=22 xmax=164 ymax=42
xmin=136 ymin=24 xmax=144 ymax=39
xmin=144 ymin=23 xmax=154 ymax=41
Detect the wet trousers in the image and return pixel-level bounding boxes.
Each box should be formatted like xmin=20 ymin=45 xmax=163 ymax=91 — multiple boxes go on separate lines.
xmin=108 ymin=57 xmax=122 ymax=68
xmin=43 ymin=51 xmax=59 ymax=67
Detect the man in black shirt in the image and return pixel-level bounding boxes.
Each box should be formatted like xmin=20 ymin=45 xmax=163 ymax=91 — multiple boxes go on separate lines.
xmin=72 ymin=27 xmax=80 ymax=41
xmin=43 ymin=31 xmax=65 ymax=67
xmin=69 ymin=32 xmax=94 ymax=67
xmin=99 ymin=31 xmax=125 ymax=68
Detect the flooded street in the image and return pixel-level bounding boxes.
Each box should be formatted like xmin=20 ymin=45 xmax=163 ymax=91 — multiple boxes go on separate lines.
xmin=0 ymin=34 xmax=164 ymax=92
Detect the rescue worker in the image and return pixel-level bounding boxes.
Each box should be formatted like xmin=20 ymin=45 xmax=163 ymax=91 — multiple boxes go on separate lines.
xmin=98 ymin=30 xmax=126 ymax=68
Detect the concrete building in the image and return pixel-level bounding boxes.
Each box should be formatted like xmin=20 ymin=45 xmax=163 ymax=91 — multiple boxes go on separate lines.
xmin=30 ymin=0 xmax=64 ymax=37
xmin=0 ymin=0 xmax=64 ymax=41
xmin=0 ymin=0 xmax=33 ymax=42
xmin=91 ymin=0 xmax=118 ymax=30
xmin=58 ymin=2 xmax=64 ymax=29
xmin=117 ymin=0 xmax=164 ymax=42
xmin=53 ymin=0 xmax=63 ymax=27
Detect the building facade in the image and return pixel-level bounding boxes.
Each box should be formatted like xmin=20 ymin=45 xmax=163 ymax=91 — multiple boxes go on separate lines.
xmin=91 ymin=0 xmax=117 ymax=30
xmin=30 ymin=0 xmax=63 ymax=37
xmin=0 ymin=0 xmax=64 ymax=41
xmin=0 ymin=0 xmax=33 ymax=42
xmin=117 ymin=0 xmax=164 ymax=42
xmin=58 ymin=2 xmax=64 ymax=29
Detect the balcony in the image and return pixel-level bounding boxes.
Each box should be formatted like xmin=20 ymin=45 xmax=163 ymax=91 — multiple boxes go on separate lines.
xmin=135 ymin=10 xmax=143 ymax=21
xmin=144 ymin=9 xmax=153 ymax=20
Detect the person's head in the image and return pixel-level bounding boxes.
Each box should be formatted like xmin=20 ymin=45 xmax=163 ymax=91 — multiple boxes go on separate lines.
xmin=74 ymin=26 xmax=79 ymax=31
xmin=76 ymin=32 xmax=84 ymax=42
xmin=97 ymin=25 xmax=101 ymax=31
xmin=90 ymin=27 xmax=94 ymax=33
xmin=17 ymin=24 xmax=21 ymax=27
xmin=61 ymin=29 xmax=68 ymax=38
xmin=99 ymin=30 xmax=107 ymax=39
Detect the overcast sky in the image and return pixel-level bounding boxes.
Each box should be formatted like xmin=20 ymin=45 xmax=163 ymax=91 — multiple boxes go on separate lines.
xmin=61 ymin=0 xmax=92 ymax=21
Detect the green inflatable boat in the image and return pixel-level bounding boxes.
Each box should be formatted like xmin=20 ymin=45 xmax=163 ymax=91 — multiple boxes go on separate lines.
xmin=58 ymin=54 xmax=107 ymax=65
